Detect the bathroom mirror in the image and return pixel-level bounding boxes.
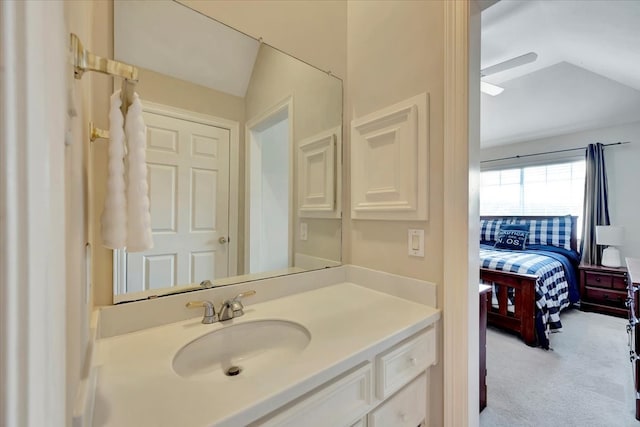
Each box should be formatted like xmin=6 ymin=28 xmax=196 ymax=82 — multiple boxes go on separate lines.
xmin=110 ymin=0 xmax=342 ymax=303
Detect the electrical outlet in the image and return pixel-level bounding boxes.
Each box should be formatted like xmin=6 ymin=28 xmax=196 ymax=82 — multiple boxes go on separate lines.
xmin=300 ymin=222 xmax=308 ymax=241
xmin=408 ymin=229 xmax=424 ymax=257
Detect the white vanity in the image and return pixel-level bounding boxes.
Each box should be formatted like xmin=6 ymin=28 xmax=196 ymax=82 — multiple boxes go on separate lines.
xmin=90 ymin=269 xmax=440 ymax=427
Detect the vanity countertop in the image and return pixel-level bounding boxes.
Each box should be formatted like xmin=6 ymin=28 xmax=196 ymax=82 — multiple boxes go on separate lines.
xmin=91 ymin=282 xmax=440 ymax=427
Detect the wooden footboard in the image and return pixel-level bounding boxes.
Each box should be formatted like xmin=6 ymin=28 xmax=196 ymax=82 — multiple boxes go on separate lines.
xmin=480 ymin=268 xmax=538 ymax=346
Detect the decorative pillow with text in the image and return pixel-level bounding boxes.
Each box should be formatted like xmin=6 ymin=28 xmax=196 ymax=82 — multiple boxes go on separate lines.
xmin=494 ymin=229 xmax=529 ymax=251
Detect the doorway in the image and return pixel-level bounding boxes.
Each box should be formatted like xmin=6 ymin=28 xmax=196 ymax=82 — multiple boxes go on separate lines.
xmin=245 ymin=98 xmax=294 ymax=274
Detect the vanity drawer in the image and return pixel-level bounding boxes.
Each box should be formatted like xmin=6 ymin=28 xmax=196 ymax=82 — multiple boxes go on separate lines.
xmin=375 ymin=327 xmax=435 ymax=399
xmin=259 ymin=363 xmax=373 ymax=427
xmin=368 ymin=373 xmax=427 ymax=427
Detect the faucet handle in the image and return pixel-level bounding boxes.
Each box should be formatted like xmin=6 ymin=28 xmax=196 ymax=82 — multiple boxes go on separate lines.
xmin=218 ymin=290 xmax=256 ymax=321
xmin=230 ymin=290 xmax=256 ymax=316
xmin=231 ymin=290 xmax=256 ymax=303
xmin=186 ymin=300 xmax=217 ymax=324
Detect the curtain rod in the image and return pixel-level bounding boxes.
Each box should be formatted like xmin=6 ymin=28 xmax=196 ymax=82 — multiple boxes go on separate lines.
xmin=481 ymin=141 xmax=631 ymax=164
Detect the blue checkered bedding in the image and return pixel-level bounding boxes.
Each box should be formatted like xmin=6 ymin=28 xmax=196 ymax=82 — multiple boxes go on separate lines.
xmin=481 ymin=215 xmax=574 ymax=250
xmin=480 ymin=245 xmax=572 ymax=343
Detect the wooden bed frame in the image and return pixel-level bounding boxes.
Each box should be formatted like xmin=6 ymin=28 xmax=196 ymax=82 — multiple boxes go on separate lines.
xmin=480 ymin=215 xmax=578 ymax=346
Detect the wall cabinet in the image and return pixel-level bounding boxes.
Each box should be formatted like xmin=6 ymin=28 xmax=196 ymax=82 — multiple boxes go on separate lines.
xmin=254 ymin=327 xmax=436 ymax=427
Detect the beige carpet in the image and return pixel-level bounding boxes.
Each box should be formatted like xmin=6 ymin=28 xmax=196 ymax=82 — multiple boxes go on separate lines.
xmin=480 ymin=309 xmax=638 ymax=427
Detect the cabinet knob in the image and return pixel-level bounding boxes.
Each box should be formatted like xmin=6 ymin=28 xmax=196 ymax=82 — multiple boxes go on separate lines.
xmin=399 ymin=412 xmax=407 ymax=422
xmin=408 ymin=357 xmax=417 ymax=366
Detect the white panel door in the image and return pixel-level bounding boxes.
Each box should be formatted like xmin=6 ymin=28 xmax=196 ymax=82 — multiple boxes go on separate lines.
xmin=126 ymin=111 xmax=230 ymax=292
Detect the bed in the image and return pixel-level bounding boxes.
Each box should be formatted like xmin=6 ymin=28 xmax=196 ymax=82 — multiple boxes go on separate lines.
xmin=479 ymin=215 xmax=581 ymax=349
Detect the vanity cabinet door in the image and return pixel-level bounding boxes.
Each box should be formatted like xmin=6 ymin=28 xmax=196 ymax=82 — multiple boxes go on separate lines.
xmin=368 ymin=373 xmax=427 ymax=427
xmin=259 ymin=363 xmax=373 ymax=427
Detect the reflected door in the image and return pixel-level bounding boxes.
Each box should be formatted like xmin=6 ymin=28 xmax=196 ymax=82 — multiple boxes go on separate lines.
xmin=126 ymin=110 xmax=230 ymax=292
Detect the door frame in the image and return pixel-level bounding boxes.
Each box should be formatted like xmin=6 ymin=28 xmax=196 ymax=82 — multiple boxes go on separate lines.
xmin=443 ymin=1 xmax=481 ymax=426
xmin=113 ymin=101 xmax=240 ymax=299
xmin=244 ymin=96 xmax=295 ymax=273
xmin=0 ymin=1 xmax=67 ymax=425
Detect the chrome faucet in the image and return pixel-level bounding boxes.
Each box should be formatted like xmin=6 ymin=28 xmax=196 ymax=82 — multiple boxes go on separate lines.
xmin=218 ymin=290 xmax=256 ymax=321
xmin=186 ymin=300 xmax=217 ymax=324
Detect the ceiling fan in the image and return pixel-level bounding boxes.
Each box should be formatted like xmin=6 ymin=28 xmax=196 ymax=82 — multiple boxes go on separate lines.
xmin=480 ymin=52 xmax=538 ymax=96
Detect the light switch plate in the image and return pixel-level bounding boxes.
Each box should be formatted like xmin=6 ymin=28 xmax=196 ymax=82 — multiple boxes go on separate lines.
xmin=408 ymin=229 xmax=424 ymax=257
xmin=300 ymin=222 xmax=308 ymax=241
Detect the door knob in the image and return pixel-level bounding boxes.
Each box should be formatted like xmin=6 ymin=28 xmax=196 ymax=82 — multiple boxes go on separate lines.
xmin=219 ymin=236 xmax=228 ymax=244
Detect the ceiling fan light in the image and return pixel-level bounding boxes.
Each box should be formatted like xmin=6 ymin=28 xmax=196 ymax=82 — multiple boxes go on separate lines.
xmin=481 ymin=81 xmax=504 ymax=96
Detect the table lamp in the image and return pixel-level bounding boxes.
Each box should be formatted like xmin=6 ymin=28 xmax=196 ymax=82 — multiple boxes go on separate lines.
xmin=596 ymin=225 xmax=624 ymax=267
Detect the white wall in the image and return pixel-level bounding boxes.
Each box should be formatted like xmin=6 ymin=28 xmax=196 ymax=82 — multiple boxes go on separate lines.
xmin=480 ymin=121 xmax=640 ymax=260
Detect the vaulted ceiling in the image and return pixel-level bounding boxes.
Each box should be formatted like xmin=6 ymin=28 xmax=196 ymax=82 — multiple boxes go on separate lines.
xmin=115 ymin=1 xmax=259 ymax=98
xmin=481 ymin=0 xmax=640 ymax=147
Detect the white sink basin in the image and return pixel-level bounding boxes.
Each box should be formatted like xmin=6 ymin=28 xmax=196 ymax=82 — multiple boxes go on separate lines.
xmin=172 ymin=319 xmax=311 ymax=379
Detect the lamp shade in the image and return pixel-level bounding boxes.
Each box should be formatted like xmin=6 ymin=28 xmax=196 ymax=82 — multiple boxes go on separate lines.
xmin=596 ymin=225 xmax=624 ymax=246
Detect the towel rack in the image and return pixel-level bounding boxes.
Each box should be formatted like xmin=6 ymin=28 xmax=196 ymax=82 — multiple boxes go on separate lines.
xmin=89 ymin=122 xmax=109 ymax=142
xmin=71 ymin=33 xmax=138 ymax=82
xmin=71 ymin=33 xmax=139 ymax=117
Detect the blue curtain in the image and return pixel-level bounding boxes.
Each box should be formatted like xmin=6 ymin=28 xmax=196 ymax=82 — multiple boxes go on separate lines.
xmin=580 ymin=143 xmax=610 ymax=265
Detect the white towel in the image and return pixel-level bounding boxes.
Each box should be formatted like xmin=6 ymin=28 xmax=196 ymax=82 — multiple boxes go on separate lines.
xmin=124 ymin=92 xmax=153 ymax=252
xmin=100 ymin=90 xmax=127 ymax=249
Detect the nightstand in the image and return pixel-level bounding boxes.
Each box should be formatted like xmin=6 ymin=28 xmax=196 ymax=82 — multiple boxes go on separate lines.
xmin=579 ymin=263 xmax=628 ymax=317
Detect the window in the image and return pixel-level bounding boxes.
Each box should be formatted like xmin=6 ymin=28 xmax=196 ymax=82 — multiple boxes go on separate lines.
xmin=480 ymin=160 xmax=586 ymax=235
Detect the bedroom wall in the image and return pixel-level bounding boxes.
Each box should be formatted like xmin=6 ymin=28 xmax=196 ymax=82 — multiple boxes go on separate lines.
xmin=480 ymin=120 xmax=640 ymax=261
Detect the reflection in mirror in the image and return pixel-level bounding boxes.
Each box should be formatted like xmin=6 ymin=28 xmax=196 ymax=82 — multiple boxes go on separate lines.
xmin=111 ymin=0 xmax=342 ymax=303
